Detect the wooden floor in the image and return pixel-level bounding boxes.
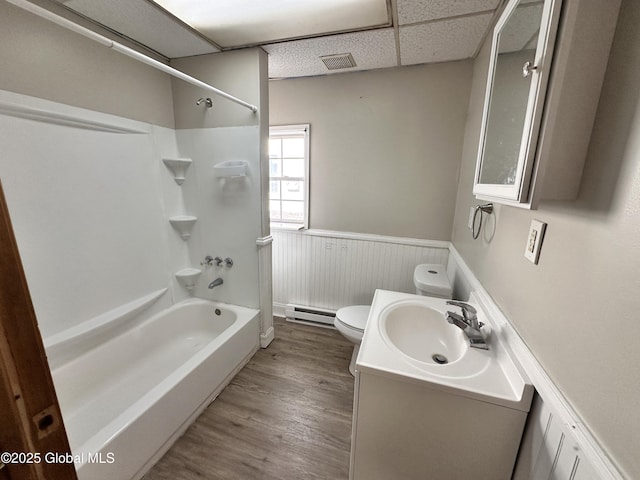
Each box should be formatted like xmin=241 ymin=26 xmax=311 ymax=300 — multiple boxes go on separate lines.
xmin=144 ymin=317 xmax=355 ymax=480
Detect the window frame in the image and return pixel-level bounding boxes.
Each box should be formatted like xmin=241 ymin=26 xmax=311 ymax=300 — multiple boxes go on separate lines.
xmin=268 ymin=124 xmax=310 ymax=230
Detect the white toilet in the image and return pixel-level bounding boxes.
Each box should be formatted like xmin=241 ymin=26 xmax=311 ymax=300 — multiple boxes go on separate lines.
xmin=413 ymin=263 xmax=453 ymax=299
xmin=334 ymin=263 xmax=453 ymax=375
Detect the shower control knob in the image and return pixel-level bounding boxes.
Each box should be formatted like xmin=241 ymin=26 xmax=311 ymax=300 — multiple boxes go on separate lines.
xmin=214 ymin=256 xmax=224 ymax=266
xmin=225 ymin=257 xmax=233 ymax=267
xmin=200 ymin=255 xmax=214 ymax=267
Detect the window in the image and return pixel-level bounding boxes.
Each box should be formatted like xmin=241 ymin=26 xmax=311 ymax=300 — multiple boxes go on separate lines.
xmin=269 ymin=124 xmax=309 ymax=229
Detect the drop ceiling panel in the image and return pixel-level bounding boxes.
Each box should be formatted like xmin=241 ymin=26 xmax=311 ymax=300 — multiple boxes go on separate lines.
xmin=58 ymin=0 xmax=220 ymax=58
xmin=152 ymin=0 xmax=390 ymax=48
xmin=400 ymin=13 xmax=494 ymax=65
xmin=264 ymin=28 xmax=397 ymax=79
xmin=397 ymin=0 xmax=500 ymax=25
xmin=50 ymin=0 xmax=508 ymax=78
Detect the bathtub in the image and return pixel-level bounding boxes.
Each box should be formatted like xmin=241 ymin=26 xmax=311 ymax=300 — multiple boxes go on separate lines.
xmin=50 ymin=297 xmax=260 ymax=480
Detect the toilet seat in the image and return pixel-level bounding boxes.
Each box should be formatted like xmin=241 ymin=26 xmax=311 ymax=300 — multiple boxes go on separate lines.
xmin=335 ymin=305 xmax=370 ymax=335
xmin=334 ymin=305 xmax=370 ymax=376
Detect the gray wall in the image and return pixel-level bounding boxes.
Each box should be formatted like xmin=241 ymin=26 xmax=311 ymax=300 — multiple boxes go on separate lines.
xmin=269 ymin=62 xmax=472 ymax=240
xmin=451 ymin=1 xmax=640 ymax=477
xmin=0 ymin=0 xmax=175 ymax=128
xmin=170 ymin=49 xmax=265 ymax=129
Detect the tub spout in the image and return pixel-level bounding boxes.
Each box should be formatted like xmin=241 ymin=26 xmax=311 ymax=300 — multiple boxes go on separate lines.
xmin=208 ymin=277 xmax=223 ymax=289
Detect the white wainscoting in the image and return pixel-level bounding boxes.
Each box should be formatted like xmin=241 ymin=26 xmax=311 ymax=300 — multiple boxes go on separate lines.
xmin=449 ymin=246 xmax=623 ymax=480
xmin=271 ymin=230 xmax=623 ymax=479
xmin=271 ymin=229 xmax=449 ymax=316
xmin=513 ymin=394 xmax=610 ymax=480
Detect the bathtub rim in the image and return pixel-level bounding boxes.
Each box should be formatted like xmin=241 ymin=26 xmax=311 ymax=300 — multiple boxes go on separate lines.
xmin=61 ymin=297 xmax=259 ymax=467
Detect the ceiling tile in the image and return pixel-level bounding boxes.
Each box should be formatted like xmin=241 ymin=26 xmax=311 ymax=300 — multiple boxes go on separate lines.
xmin=59 ymin=0 xmax=219 ymax=58
xmin=264 ymin=29 xmax=397 ymax=79
xmin=399 ymin=13 xmax=494 ymax=65
xmin=397 ymin=0 xmax=500 ymax=25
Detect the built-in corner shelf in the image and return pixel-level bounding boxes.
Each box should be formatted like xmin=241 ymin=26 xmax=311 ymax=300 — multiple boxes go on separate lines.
xmin=214 ymin=160 xmax=248 ymax=179
xmin=175 ymin=268 xmax=201 ymax=292
xmin=163 ymin=157 xmax=192 ymax=185
xmin=169 ymin=215 xmax=197 ymax=240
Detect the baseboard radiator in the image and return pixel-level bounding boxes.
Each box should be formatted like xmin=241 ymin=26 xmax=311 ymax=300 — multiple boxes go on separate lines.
xmin=285 ymin=304 xmax=336 ymax=327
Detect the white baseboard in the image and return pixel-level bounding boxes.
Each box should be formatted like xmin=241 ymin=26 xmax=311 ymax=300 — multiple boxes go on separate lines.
xmin=260 ymin=326 xmax=274 ymax=348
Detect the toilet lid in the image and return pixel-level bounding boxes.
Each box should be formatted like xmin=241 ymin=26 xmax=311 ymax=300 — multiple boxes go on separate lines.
xmin=335 ymin=305 xmax=370 ymax=331
xmin=414 ymin=264 xmax=452 ymax=297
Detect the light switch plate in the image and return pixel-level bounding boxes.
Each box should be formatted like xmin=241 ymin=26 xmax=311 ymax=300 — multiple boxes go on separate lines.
xmin=525 ymin=219 xmax=546 ymax=264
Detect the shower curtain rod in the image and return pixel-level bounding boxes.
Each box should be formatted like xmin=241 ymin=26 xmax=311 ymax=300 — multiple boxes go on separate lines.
xmin=6 ymin=0 xmax=259 ymax=114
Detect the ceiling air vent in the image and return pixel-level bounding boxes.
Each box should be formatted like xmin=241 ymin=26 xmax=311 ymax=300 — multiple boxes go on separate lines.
xmin=320 ymin=53 xmax=357 ymax=71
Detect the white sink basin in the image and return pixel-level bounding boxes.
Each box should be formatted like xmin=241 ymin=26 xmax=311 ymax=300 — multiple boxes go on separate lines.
xmin=357 ymin=290 xmax=533 ymax=411
xmin=380 ymin=303 xmax=468 ymax=365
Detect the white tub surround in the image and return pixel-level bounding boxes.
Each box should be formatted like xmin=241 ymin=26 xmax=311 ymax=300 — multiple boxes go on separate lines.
xmin=176 ymin=126 xmax=263 ymax=308
xmin=52 ymin=298 xmax=259 ymax=480
xmin=0 ymin=91 xmax=175 ymax=340
xmin=0 ymin=88 xmax=268 ymax=478
xmin=257 ymin=235 xmax=274 ymax=347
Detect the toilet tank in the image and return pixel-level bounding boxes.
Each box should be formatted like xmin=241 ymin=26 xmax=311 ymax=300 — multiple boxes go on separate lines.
xmin=413 ymin=264 xmax=452 ymax=299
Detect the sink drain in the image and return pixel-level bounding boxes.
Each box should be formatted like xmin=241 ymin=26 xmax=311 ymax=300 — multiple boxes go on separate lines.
xmin=432 ymin=354 xmax=448 ymax=365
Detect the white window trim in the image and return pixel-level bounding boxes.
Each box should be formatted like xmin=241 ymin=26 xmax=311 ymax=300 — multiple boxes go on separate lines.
xmin=269 ymin=124 xmax=310 ymax=230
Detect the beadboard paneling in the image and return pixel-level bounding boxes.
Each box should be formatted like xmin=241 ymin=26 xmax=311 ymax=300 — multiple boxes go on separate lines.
xmin=272 ymin=229 xmax=449 ymax=313
xmin=450 ymin=246 xmax=623 ymax=480
xmin=514 ymin=393 xmax=607 ymax=480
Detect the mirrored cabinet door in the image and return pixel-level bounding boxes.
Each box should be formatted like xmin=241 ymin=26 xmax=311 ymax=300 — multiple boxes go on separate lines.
xmin=474 ymin=0 xmax=562 ymax=203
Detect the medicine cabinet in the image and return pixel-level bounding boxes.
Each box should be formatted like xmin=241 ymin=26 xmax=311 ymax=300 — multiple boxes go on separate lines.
xmin=474 ymin=0 xmax=620 ymax=209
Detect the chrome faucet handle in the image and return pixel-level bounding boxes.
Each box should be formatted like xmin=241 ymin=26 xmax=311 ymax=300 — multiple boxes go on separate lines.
xmin=214 ymin=256 xmax=224 ymax=266
xmin=445 ymin=311 xmax=468 ymax=329
xmin=201 ymin=255 xmax=214 ymax=267
xmin=446 ymin=300 xmax=477 ymax=317
xmin=224 ymin=257 xmax=233 ymax=267
xmin=446 ymin=301 xmax=483 ymax=328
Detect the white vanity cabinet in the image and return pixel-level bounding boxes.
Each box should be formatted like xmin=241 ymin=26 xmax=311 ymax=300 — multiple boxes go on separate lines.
xmin=350 ymin=371 xmax=529 ymax=480
xmin=349 ymin=290 xmax=534 ymax=480
xmin=474 ymin=0 xmax=620 ymax=208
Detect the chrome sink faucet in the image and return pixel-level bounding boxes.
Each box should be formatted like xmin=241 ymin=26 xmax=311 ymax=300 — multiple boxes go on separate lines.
xmin=445 ymin=300 xmax=489 ymax=350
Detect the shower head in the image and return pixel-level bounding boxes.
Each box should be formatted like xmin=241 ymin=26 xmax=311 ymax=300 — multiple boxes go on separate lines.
xmin=196 ymin=97 xmax=213 ymax=108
